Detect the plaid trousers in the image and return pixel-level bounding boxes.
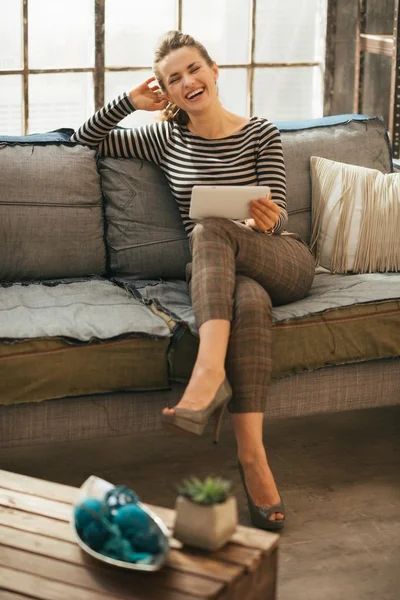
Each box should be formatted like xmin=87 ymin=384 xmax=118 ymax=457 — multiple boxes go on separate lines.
xmin=187 ymin=218 xmax=315 ymax=413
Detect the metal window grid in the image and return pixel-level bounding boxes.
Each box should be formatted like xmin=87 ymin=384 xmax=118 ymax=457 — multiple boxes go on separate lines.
xmin=1 ymin=0 xmax=323 ymax=135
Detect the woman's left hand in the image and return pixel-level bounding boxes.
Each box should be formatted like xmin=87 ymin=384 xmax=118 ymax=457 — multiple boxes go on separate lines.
xmin=247 ymin=193 xmax=281 ymax=233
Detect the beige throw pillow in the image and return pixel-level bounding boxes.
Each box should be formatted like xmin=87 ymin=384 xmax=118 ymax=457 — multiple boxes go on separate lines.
xmin=310 ymin=156 xmax=400 ymax=273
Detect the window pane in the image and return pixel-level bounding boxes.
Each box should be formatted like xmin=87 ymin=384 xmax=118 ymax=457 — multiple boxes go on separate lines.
xmin=253 ymin=67 xmax=323 ymax=121
xmin=255 ymin=0 xmax=326 ymax=63
xmin=182 ymin=0 xmax=250 ymax=65
xmin=0 ymin=0 xmax=22 ymax=69
xmin=29 ymin=73 xmax=93 ymax=134
xmin=28 ymin=0 xmax=94 ymax=69
xmin=218 ymin=69 xmax=248 ymax=116
xmin=105 ymin=71 xmax=161 ymax=128
xmin=106 ymin=0 xmax=177 ymax=67
xmin=0 ymin=76 xmax=23 ymax=135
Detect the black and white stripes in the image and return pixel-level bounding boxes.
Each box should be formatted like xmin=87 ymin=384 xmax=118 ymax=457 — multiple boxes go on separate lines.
xmin=71 ymin=92 xmax=288 ymax=236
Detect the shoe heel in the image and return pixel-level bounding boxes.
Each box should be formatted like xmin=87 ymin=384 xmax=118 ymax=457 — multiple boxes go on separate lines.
xmin=238 ymin=461 xmax=285 ymax=531
xmin=213 ymin=402 xmax=227 ymax=444
xmin=162 ymin=377 xmax=232 ymax=440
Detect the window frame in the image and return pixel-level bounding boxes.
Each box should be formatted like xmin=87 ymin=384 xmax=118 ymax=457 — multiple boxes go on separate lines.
xmin=1 ymin=0 xmax=324 ymax=135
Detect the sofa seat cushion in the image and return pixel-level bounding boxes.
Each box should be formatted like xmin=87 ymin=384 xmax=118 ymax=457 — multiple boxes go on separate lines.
xmin=273 ymin=299 xmax=400 ymax=378
xmin=120 ymin=272 xmax=400 ymax=381
xmin=0 ymin=279 xmax=172 ymax=405
xmin=0 ymin=337 xmax=170 ymax=406
xmin=0 ymin=142 xmax=106 ymax=281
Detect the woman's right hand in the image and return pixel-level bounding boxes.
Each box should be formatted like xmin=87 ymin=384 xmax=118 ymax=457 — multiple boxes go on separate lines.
xmin=129 ymin=76 xmax=169 ymax=112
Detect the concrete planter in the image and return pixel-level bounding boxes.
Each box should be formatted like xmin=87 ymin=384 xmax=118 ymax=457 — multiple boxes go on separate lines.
xmin=173 ymin=495 xmax=238 ymax=551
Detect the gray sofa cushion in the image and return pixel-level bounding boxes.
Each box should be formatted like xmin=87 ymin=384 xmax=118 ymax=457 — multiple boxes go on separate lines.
xmin=99 ymin=157 xmax=191 ymax=279
xmin=0 ymin=143 xmax=106 ymax=281
xmin=0 ymin=279 xmax=170 ymax=340
xmin=278 ymin=115 xmax=392 ymax=243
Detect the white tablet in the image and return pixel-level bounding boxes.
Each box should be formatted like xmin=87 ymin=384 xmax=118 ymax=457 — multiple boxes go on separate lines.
xmin=189 ymin=185 xmax=271 ymax=221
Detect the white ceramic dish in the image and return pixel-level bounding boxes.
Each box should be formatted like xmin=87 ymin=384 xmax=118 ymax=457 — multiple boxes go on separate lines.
xmin=71 ymin=475 xmax=170 ymax=571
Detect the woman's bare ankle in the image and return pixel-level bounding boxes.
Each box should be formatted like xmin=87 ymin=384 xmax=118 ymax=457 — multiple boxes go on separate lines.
xmin=238 ymin=454 xmax=282 ymax=510
xmin=192 ymin=363 xmax=225 ymax=379
xmin=169 ymin=365 xmax=226 ymax=412
xmin=238 ymin=446 xmax=267 ymax=467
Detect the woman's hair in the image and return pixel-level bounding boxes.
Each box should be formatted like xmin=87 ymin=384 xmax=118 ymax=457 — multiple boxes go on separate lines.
xmin=153 ymin=30 xmax=214 ymax=125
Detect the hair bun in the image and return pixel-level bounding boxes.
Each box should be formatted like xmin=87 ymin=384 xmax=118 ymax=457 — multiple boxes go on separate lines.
xmin=161 ymin=102 xmax=189 ymax=125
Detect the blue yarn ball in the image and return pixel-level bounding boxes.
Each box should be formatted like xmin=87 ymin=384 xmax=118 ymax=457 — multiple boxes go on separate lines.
xmin=74 ymin=499 xmax=109 ymax=533
xmin=105 ymin=486 xmax=139 ymax=516
xmin=100 ymin=537 xmax=132 ymax=560
xmin=128 ymin=530 xmax=161 ymax=555
xmin=81 ymin=520 xmax=111 ymax=551
xmin=113 ymin=504 xmax=150 ymax=534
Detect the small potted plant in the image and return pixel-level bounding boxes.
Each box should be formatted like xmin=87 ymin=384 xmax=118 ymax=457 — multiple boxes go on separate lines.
xmin=173 ymin=476 xmax=238 ymax=551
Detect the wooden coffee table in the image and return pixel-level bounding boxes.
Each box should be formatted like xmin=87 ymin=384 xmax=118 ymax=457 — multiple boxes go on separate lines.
xmin=0 ymin=469 xmax=279 ymax=600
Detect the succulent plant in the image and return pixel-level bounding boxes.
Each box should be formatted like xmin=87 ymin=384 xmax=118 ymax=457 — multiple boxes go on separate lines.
xmin=177 ymin=476 xmax=233 ymax=505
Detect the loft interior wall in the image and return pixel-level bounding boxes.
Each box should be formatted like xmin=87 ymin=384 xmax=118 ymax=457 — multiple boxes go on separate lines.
xmin=327 ymin=0 xmax=394 ymax=126
xmin=362 ymin=0 xmax=394 ymax=127
xmin=328 ymin=0 xmax=357 ymax=115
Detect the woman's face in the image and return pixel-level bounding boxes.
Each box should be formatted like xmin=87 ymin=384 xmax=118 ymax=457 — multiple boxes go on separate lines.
xmin=158 ymin=46 xmax=218 ymax=115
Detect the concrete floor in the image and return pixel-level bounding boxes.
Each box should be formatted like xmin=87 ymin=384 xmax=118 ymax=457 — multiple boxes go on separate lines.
xmin=1 ymin=405 xmax=400 ymax=600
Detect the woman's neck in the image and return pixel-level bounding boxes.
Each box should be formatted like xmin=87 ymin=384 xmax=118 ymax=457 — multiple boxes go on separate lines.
xmin=187 ymin=103 xmax=247 ymax=140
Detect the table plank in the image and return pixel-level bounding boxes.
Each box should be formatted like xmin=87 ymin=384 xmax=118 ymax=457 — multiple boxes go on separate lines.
xmin=0 ymin=567 xmax=203 ymax=600
xmin=0 ymin=524 xmax=244 ymax=585
xmin=0 ymin=506 xmax=73 ymax=542
xmin=202 ymin=545 xmax=263 ymax=572
xmin=0 ymin=566 xmax=120 ymax=600
xmin=229 ymin=528 xmax=279 ymax=553
xmin=0 ymin=591 xmax=35 ymax=600
xmin=166 ymin=549 xmax=243 ymax=583
xmin=0 ymin=488 xmax=70 ymax=521
xmin=0 ymin=545 xmax=224 ymax=600
xmin=0 ymin=470 xmax=76 ymax=504
xmin=0 ymin=523 xmax=83 ymax=562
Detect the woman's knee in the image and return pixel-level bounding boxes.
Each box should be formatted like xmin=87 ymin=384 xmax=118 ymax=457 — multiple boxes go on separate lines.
xmin=191 ymin=217 xmax=237 ymax=242
xmin=233 ymin=276 xmax=272 ymax=325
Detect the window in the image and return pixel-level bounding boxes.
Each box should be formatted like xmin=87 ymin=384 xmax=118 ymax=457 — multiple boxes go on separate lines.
xmin=0 ymin=0 xmax=327 ymax=135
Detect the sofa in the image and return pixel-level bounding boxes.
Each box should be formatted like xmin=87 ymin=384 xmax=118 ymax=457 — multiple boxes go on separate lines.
xmin=1 ymin=114 xmax=399 ymax=450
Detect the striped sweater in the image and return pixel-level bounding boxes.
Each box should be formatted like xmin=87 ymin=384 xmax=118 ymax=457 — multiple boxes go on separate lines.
xmin=71 ymin=92 xmax=288 ymax=236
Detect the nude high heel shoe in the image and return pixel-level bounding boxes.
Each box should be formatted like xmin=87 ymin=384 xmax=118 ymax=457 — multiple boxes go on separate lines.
xmin=238 ymin=461 xmax=285 ymax=531
xmin=161 ymin=378 xmax=232 ymax=443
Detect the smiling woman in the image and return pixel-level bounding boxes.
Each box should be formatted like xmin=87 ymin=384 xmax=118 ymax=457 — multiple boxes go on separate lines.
xmin=71 ymin=29 xmax=316 ymax=533
xmin=152 ymin=31 xmax=216 ymax=126
xmin=154 ymin=42 xmax=252 ymax=141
